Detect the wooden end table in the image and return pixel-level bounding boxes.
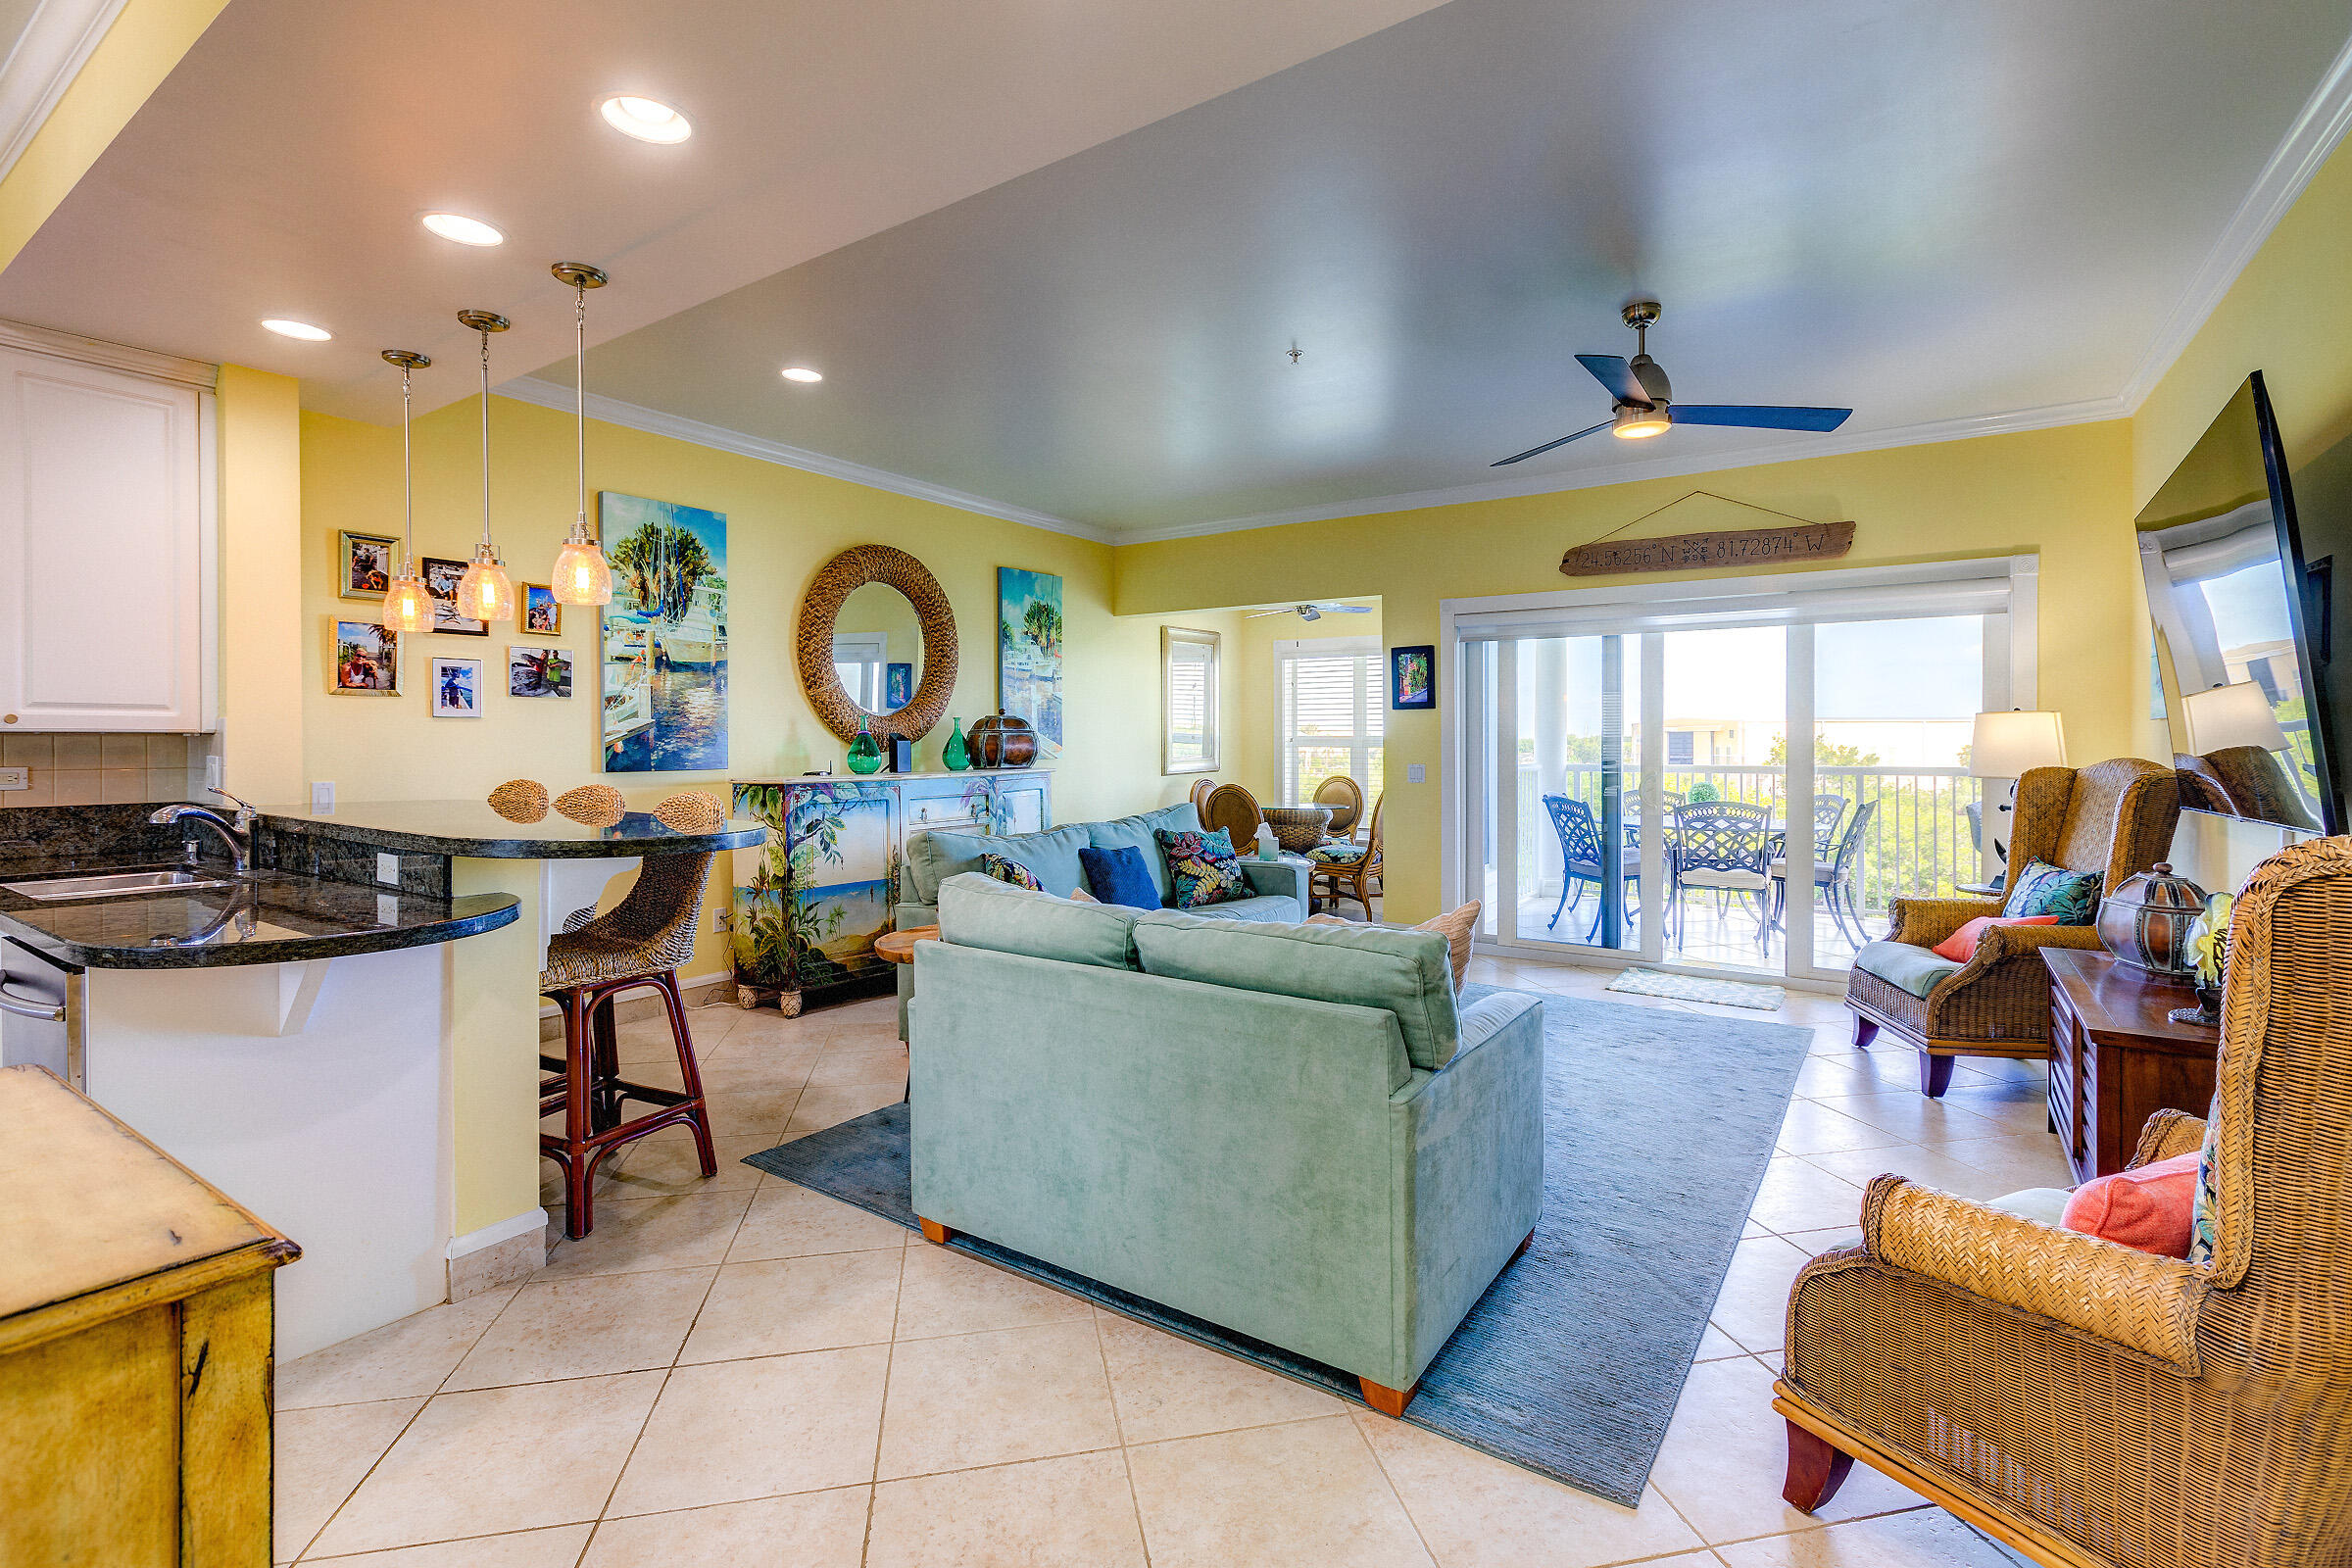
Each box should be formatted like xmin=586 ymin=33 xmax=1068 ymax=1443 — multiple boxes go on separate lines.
xmin=872 ymin=925 xmax=939 ymax=965
xmin=2043 ymin=947 xmax=2218 ymax=1184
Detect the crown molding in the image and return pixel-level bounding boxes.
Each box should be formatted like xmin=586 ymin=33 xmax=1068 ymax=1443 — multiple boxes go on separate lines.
xmin=0 ymin=0 xmax=131 ymax=185
xmin=496 ymin=376 xmax=1111 ymax=544
xmin=0 ymin=314 xmax=216 ymax=387
xmin=1110 ymin=394 xmax=2129 ymax=545
xmin=2116 ymin=30 xmax=2352 ymax=411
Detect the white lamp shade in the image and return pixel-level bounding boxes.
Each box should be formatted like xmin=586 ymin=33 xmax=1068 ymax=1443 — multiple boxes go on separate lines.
xmin=1969 ymin=710 xmax=2068 ymax=778
xmin=2183 ymin=682 xmax=2291 ymax=754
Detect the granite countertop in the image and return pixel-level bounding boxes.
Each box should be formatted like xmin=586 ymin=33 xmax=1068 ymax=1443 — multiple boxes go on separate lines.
xmin=257 ymin=801 xmax=766 ymax=858
xmin=0 ymin=860 xmax=519 ymax=970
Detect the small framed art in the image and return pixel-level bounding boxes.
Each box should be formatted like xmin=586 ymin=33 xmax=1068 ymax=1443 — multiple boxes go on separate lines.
xmin=520 ymin=583 xmax=563 ymax=636
xmin=330 ymin=619 xmax=400 ymax=694
xmin=339 ymin=531 xmax=398 ymax=602
xmin=421 ymin=557 xmax=487 ymax=636
xmin=510 ymin=645 xmax=573 ymax=698
xmin=885 ymin=661 xmax=913 ymax=710
xmin=432 ymin=656 xmax=483 ymax=716
xmin=1390 ymin=645 xmax=1435 ymax=710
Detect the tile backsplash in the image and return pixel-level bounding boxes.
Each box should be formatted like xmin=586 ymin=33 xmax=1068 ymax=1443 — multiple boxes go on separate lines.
xmin=0 ymin=733 xmax=209 ymax=808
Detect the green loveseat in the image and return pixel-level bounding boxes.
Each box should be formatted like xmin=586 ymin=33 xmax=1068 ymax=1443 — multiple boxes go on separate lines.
xmin=907 ymin=872 xmax=1545 ymax=1413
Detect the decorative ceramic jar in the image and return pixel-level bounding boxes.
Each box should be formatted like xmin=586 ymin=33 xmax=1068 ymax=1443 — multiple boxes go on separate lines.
xmin=967 ymin=711 xmax=1038 ymax=768
xmin=2095 ymin=861 xmax=2206 ymax=978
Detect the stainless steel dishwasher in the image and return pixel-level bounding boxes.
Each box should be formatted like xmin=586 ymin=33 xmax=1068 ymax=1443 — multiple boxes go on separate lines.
xmin=0 ymin=937 xmax=82 ymax=1088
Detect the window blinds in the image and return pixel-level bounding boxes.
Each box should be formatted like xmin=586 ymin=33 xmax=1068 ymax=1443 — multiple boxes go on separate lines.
xmin=1279 ymin=639 xmax=1384 ymax=802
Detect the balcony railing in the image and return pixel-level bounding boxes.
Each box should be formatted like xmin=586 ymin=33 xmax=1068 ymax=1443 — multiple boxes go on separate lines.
xmin=1516 ymin=762 xmax=1985 ymax=913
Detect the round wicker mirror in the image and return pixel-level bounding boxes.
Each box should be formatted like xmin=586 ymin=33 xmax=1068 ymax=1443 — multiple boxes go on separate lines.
xmin=797 ymin=545 xmax=958 ymax=743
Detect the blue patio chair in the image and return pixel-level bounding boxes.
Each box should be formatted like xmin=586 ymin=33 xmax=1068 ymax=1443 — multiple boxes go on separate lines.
xmin=1543 ymin=794 xmax=1641 ymax=941
xmin=1668 ymin=799 xmax=1775 ymax=951
xmin=1770 ymin=798 xmax=1880 ymax=949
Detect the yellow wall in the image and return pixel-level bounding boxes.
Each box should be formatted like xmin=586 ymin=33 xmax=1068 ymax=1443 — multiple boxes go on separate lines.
xmin=1118 ymin=423 xmax=2141 ymax=921
xmin=215 ymin=367 xmax=303 ymax=801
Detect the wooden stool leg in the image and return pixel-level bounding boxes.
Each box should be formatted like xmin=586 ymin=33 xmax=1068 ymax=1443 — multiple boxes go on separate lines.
xmin=563 ymin=988 xmax=597 ymax=1239
xmin=590 ymin=991 xmax=622 ymax=1133
xmin=1782 ymin=1419 xmax=1854 ymax=1512
xmin=656 ymin=970 xmax=717 ymax=1177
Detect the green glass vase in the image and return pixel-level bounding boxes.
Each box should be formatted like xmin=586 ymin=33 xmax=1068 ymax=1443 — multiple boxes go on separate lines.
xmin=942 ymin=716 xmax=969 ymax=771
xmin=846 ymin=717 xmax=883 ymax=775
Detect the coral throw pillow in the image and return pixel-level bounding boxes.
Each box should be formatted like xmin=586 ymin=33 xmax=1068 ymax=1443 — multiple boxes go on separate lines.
xmin=1415 ymin=902 xmax=1481 ymax=990
xmin=2062 ymin=1151 xmax=2201 ymax=1258
xmin=1932 ymin=914 xmax=2059 ymax=963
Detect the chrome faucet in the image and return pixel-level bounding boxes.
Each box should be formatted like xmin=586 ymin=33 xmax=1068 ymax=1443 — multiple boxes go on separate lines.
xmin=150 ymin=790 xmax=257 ymax=875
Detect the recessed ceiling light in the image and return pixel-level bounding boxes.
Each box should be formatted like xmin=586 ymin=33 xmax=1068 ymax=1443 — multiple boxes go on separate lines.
xmin=600 ymin=95 xmax=692 ymax=144
xmin=421 ymin=213 xmax=504 ymax=246
xmin=261 ymin=318 xmax=331 ymax=341
xmin=780 ymin=366 xmax=823 ymax=383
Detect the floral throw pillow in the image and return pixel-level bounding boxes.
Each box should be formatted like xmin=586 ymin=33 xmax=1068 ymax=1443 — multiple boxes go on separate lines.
xmin=2002 ymin=858 xmax=2101 ymax=925
xmin=980 ymin=853 xmax=1043 ymax=892
xmin=1156 ymin=827 xmax=1249 ymax=908
xmin=2187 ymin=1090 xmax=2223 ymax=1267
xmin=1306 ymin=842 xmax=1362 ymax=864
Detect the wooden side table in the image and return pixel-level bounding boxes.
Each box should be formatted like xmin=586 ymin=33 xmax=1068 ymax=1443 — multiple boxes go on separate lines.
xmin=873 ymin=925 xmax=939 ymax=965
xmin=2043 ymin=947 xmax=2219 ymax=1184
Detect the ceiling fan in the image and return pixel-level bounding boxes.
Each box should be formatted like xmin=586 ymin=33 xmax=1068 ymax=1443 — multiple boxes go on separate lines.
xmin=1492 ymin=301 xmax=1852 ymax=466
xmin=1248 ymin=603 xmax=1373 ymax=622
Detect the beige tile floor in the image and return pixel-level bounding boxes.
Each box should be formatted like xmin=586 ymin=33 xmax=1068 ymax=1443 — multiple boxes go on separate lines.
xmin=274 ymin=962 xmax=2062 ymax=1567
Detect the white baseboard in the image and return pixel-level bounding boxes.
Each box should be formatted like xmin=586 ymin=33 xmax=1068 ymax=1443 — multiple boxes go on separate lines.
xmin=447 ymin=1206 xmax=549 ymax=1260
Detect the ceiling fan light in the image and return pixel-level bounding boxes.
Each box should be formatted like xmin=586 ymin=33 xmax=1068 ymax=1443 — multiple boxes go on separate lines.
xmin=1612 ymin=405 xmax=1670 ymax=440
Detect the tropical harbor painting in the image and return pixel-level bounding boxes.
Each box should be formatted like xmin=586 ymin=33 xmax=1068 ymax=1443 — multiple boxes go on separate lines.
xmin=998 ymin=566 xmax=1063 ymax=752
xmin=600 ymin=492 xmax=728 ymax=772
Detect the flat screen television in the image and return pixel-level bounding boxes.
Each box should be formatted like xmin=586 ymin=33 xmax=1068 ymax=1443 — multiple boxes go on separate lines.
xmin=2136 ymin=370 xmax=2341 ymax=833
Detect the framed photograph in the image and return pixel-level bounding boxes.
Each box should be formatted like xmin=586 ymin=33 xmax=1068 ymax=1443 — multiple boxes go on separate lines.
xmin=329 ymin=618 xmax=400 ymax=694
xmin=431 ymin=656 xmax=483 ymax=716
xmin=520 ymin=583 xmax=563 ymax=636
xmin=599 ymin=491 xmax=728 ymax=772
xmin=509 ymin=645 xmax=573 ymax=698
xmin=420 ymin=556 xmax=487 ymax=636
xmin=339 ymin=531 xmax=398 ymax=602
xmin=1161 ymin=626 xmax=1220 ymax=774
xmin=999 ymin=566 xmax=1062 ymax=755
xmin=1390 ymin=644 xmax=1436 ymax=710
xmin=884 ymin=661 xmax=913 ymax=710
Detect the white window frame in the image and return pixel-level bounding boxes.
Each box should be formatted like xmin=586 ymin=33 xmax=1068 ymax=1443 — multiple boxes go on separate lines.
xmin=1161 ymin=625 xmax=1221 ymax=774
xmin=1276 ymin=635 xmax=1384 ymax=804
xmin=831 ymin=632 xmax=886 ymax=711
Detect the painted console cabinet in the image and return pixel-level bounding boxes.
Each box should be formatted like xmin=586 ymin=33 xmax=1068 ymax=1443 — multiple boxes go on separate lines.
xmin=731 ymin=770 xmax=1051 ymax=1015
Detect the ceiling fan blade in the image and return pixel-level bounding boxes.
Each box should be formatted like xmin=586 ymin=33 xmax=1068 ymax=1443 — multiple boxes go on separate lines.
xmin=1668 ymin=404 xmax=1851 ymax=432
xmin=1492 ymin=420 xmax=1611 ymax=466
xmin=1310 ymin=605 xmax=1371 ymax=613
xmin=1575 ymin=354 xmax=1647 ymax=406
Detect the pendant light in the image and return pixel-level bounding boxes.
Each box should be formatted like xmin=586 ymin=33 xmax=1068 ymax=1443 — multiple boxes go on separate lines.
xmin=548 ymin=262 xmax=613 ymax=605
xmin=454 ymin=308 xmax=514 ymax=623
xmin=379 ymin=349 xmax=434 ymax=633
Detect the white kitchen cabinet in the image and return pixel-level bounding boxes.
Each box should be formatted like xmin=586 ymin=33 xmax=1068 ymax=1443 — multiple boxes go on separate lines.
xmin=0 ymin=344 xmax=214 ymax=732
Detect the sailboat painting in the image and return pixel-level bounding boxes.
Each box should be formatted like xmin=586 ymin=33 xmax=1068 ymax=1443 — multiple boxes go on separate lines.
xmin=600 ymin=492 xmax=728 ymax=772
xmin=998 ymin=566 xmax=1062 ymax=753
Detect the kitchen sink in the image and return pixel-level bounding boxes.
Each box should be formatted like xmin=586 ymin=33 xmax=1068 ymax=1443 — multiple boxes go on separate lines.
xmin=1 ymin=869 xmax=236 ymax=901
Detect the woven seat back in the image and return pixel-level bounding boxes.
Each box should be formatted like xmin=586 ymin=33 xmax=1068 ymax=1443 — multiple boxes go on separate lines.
xmin=1202 ymin=783 xmax=1263 ymax=853
xmin=2010 ymin=758 xmax=2180 ymax=894
xmin=1312 ymin=774 xmax=1364 ymax=836
xmin=546 ymin=851 xmax=715 ymax=986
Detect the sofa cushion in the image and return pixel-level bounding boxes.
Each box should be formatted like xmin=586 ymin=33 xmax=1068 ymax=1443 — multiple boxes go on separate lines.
xmin=1079 ymin=844 xmax=1161 ymax=909
xmin=906 ymin=822 xmax=1091 ymax=902
xmin=1984 ymin=1187 xmax=2074 ymax=1227
xmin=1853 ymin=939 xmax=1965 ymax=1000
xmin=1158 ymin=827 xmax=1250 ymax=908
xmin=1179 ymin=893 xmax=1303 ymax=923
xmin=937 ymin=872 xmax=1139 ymax=969
xmin=1131 ymin=911 xmax=1462 ymax=1070
xmin=1085 ymin=803 xmax=1202 ymax=905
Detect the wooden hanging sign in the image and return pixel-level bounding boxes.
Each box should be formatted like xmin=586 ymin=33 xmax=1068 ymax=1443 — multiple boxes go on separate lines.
xmin=1560 ymin=519 xmax=1855 ymax=577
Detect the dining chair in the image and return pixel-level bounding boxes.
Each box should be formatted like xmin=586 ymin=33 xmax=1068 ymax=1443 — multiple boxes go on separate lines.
xmin=1189 ymin=777 xmax=1218 ymax=819
xmin=1810 ymin=794 xmax=1847 ymax=856
xmin=1543 ymin=795 xmax=1640 ymax=940
xmin=1307 ymin=794 xmax=1383 ymax=916
xmin=1202 ymin=782 xmax=1266 ymax=855
xmin=1312 ymin=774 xmax=1364 ymax=840
xmin=1770 ymin=799 xmax=1879 ymax=949
xmin=1668 ymin=799 xmax=1775 ymax=951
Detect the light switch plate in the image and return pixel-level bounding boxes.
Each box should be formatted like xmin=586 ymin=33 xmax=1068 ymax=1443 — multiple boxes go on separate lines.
xmin=376 ymin=853 xmax=400 ymax=886
xmin=0 ymin=766 xmax=25 ymax=790
xmin=310 ymin=780 xmax=335 ymax=812
xmin=1406 ymin=763 xmax=1427 ymax=784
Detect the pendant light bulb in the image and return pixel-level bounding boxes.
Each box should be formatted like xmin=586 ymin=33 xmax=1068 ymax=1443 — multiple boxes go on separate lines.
xmin=549 ymin=262 xmax=613 ymax=606
xmin=455 ymin=309 xmax=513 ymax=624
xmin=379 ymin=349 xmax=433 ymax=634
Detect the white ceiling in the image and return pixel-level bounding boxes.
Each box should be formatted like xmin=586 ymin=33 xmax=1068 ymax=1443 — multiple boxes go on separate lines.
xmin=2 ymin=0 xmax=2350 ymax=539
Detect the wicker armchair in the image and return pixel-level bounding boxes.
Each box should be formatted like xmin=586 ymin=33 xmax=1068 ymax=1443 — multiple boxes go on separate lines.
xmin=1780 ymin=836 xmax=2352 ymax=1568
xmin=1846 ymin=759 xmax=2180 ymax=1096
xmin=2175 ymin=747 xmax=2323 ymax=832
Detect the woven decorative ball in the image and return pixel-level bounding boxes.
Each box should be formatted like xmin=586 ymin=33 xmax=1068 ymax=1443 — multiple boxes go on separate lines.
xmin=652 ymin=791 xmax=723 ymax=834
xmin=554 ymin=783 xmax=626 ymax=828
xmin=487 ymin=778 xmax=549 ymax=823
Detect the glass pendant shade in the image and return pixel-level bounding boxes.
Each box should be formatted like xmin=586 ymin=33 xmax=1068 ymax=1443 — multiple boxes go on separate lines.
xmin=382 ymin=565 xmax=432 ymax=632
xmin=552 ymin=517 xmax=612 ymax=605
xmin=549 ymin=263 xmax=613 ymax=606
xmin=457 ymin=544 xmax=514 ymax=622
xmin=378 ymin=348 xmax=434 ymax=634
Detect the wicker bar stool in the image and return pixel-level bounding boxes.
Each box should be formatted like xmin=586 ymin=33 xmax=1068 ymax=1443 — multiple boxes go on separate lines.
xmin=538 ymin=791 xmax=723 ymax=1238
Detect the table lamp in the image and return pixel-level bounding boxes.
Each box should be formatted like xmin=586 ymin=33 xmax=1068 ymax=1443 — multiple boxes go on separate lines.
xmin=1969 ymin=709 xmax=2068 ymax=868
xmin=2181 ymin=681 xmax=2290 ymax=755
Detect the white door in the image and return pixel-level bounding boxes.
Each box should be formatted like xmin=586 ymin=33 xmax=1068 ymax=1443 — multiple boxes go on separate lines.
xmin=0 ymin=347 xmax=212 ymax=731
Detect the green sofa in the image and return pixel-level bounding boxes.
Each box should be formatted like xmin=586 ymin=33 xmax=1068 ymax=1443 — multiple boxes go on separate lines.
xmin=907 ymin=872 xmax=1545 ymax=1412
xmin=894 ymin=800 xmax=1309 ymax=1032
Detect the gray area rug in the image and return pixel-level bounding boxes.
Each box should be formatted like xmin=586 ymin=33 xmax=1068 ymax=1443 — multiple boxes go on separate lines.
xmin=745 ymin=985 xmax=1810 ymax=1506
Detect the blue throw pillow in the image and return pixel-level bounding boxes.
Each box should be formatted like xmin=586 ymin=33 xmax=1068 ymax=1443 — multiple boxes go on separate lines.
xmin=2002 ymin=858 xmax=2101 ymax=924
xmin=1079 ymin=844 xmax=1161 ymax=909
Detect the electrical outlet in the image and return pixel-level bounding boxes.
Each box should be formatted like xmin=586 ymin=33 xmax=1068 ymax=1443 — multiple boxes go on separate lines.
xmin=712 ymin=908 xmax=733 ymax=934
xmin=1406 ymin=763 xmax=1427 ymax=784
xmin=0 ymin=766 xmax=26 ymax=790
xmin=205 ymin=755 xmax=222 ymax=791
xmin=376 ymin=853 xmax=400 ymax=886
xmin=311 ymin=780 xmax=335 ymax=812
